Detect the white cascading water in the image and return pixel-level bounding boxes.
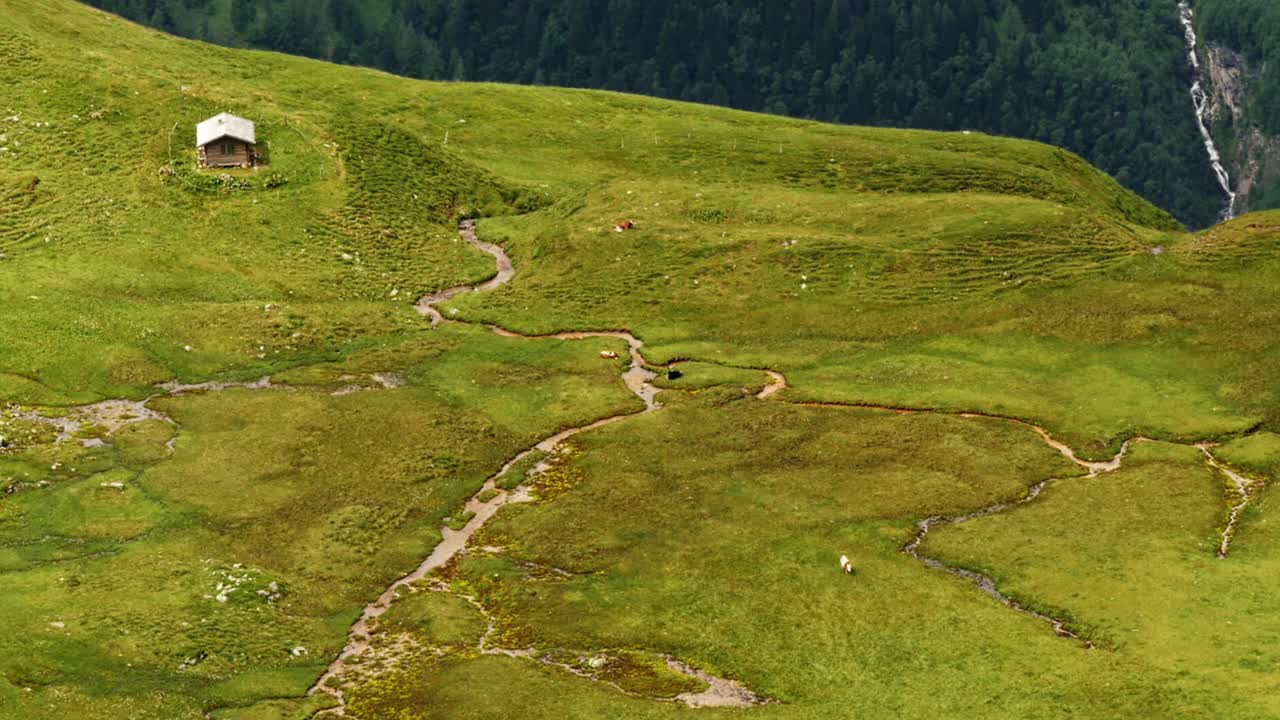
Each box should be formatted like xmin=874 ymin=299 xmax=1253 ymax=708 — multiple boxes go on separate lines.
xmin=1178 ymin=1 xmax=1237 ymax=220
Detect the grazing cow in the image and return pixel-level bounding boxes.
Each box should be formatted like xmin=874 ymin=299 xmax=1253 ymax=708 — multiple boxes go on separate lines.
xmin=600 ymin=351 xmax=619 ymax=359
xmin=667 ymin=369 xmax=683 ymax=380
xmin=839 ymin=555 xmax=853 ymax=574
xmin=613 ymin=220 xmax=635 ymax=233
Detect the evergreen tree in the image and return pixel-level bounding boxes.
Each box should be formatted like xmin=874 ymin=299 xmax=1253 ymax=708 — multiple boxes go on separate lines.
xmin=229 ymin=0 xmax=253 ymax=34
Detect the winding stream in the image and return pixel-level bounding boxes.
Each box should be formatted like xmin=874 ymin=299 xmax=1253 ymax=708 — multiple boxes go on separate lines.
xmin=9 ymin=399 xmax=169 ymax=446
xmin=442 ymin=583 xmax=767 ymax=709
xmin=311 ymin=220 xmax=691 ymax=713
xmin=316 ymin=218 xmax=1269 ymax=713
xmin=1179 ymin=1 xmax=1237 ymax=220
xmin=1198 ymin=443 xmax=1259 ymax=558
xmin=793 ymin=400 xmax=1267 ymax=624
xmin=415 ymin=219 xmax=514 ymax=326
xmin=6 ymin=378 xmax=279 ymax=452
xmin=159 ymin=376 xmax=274 ymax=396
xmin=903 ymin=440 xmax=1134 ymax=647
xmin=307 ymin=400 xmax=660 ymax=708
xmin=757 ymin=370 xmax=787 ymax=399
xmin=4 ymin=213 xmax=1267 ymax=714
xmin=12 ymin=246 xmax=1261 ymax=683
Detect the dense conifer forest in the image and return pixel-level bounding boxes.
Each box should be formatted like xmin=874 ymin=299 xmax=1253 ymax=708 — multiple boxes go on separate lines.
xmin=82 ymin=0 xmax=1234 ymax=227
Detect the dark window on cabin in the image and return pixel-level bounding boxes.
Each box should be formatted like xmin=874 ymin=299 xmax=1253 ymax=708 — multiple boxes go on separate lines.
xmin=221 ymin=142 xmax=234 ymax=155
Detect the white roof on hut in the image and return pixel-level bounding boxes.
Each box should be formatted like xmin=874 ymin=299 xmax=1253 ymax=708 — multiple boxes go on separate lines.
xmin=196 ymin=112 xmax=256 ymax=147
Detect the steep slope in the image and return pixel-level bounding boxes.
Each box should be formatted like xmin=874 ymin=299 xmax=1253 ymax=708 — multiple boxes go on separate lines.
xmin=1 ymin=2 xmax=1280 ymax=719
xmin=76 ymin=0 xmax=1228 ymax=228
xmin=1193 ymin=0 xmax=1280 ymax=214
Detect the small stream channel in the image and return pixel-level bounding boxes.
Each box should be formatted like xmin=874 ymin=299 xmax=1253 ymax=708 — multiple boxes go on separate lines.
xmin=13 ymin=218 xmax=1258 ymax=712
xmin=311 ymin=219 xmax=773 ymax=714
xmin=312 ymin=218 xmax=1268 ymax=713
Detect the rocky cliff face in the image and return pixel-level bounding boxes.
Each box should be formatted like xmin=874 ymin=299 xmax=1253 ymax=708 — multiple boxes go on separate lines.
xmin=1203 ymin=44 xmax=1280 ymax=214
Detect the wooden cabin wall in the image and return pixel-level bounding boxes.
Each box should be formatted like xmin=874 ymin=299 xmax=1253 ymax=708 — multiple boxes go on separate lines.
xmin=200 ymin=140 xmax=254 ymax=168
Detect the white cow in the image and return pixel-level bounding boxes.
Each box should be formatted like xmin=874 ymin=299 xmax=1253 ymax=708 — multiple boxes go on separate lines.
xmin=839 ymin=555 xmax=853 ymax=574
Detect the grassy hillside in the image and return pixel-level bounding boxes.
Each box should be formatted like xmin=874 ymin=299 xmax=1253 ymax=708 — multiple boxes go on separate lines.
xmin=1 ymin=1 xmax=1279 ymax=718
xmin=77 ymin=0 xmax=1231 ymax=228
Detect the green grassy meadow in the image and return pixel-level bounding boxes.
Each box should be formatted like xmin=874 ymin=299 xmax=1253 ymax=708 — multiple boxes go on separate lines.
xmin=346 ymin=402 xmax=1272 ymax=719
xmin=1 ymin=0 xmax=1279 ymax=717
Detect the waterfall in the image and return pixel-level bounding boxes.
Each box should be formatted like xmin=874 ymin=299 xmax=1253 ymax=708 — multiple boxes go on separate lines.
xmin=1179 ymin=1 xmax=1237 ymax=221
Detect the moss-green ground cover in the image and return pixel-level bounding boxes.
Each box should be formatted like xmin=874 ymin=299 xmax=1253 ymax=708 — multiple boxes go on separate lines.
xmin=347 ymin=401 xmax=1276 ymax=718
xmin=0 ymin=326 xmax=637 ymax=718
xmin=2 ymin=0 xmax=1279 ymax=717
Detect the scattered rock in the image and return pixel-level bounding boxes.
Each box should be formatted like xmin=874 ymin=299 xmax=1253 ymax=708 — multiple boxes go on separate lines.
xmin=371 ymin=373 xmax=405 ymax=389
xmin=99 ymin=482 xmax=125 ymax=490
xmin=48 ymin=621 xmax=65 ymax=629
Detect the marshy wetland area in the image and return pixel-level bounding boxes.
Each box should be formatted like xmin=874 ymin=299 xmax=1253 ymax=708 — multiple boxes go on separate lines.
xmin=3 ymin=1 xmax=1280 ymax=718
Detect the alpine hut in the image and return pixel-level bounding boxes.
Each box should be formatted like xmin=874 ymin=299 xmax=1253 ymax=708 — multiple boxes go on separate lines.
xmin=196 ymin=112 xmax=259 ymax=168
